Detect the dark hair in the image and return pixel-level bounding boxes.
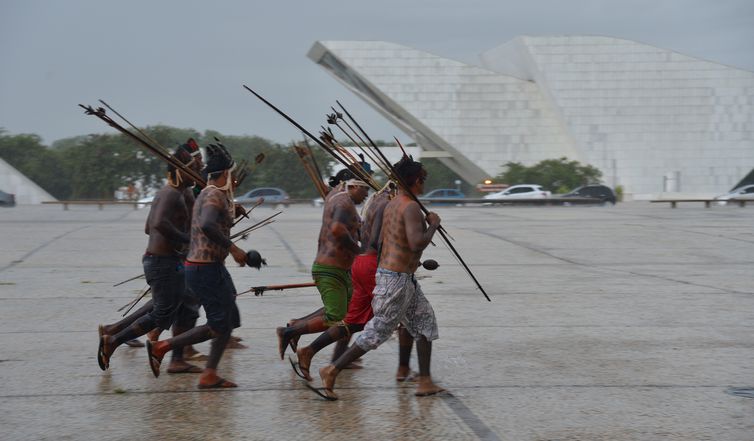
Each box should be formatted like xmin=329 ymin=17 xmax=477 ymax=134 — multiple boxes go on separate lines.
xmin=328 ymin=168 xmax=357 ymax=188
xmin=167 ymin=144 xmax=195 ymax=175
xmin=393 ymin=156 xmax=425 ymax=187
xmin=204 ymin=143 xmax=234 ymax=175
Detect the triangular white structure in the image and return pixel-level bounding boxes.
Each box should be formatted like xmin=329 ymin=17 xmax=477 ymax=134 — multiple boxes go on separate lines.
xmin=0 ymin=158 xmax=56 ymax=204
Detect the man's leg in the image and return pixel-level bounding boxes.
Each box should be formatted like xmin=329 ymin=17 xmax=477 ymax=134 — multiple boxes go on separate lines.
xmin=403 ymin=279 xmax=444 ymax=396
xmin=166 ymin=292 xmax=202 ymax=373
xmin=295 ymin=323 xmax=363 ymax=380
xmin=198 ymin=329 xmax=235 ymax=388
xmin=147 ymin=325 xmax=214 ymax=377
xmin=314 ymin=271 xmax=410 ymax=399
xmin=276 ymin=311 xmax=328 ymax=360
xmin=101 ymin=299 xmax=153 ymax=336
xmin=278 ymin=265 xmax=349 ymax=360
xmin=396 ymin=326 xmax=416 ymax=381
xmin=413 ymin=336 xmax=444 ymax=396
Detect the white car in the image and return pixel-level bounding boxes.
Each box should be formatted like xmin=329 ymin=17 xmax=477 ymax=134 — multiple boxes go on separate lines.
xmin=483 ymin=184 xmax=551 ymax=200
xmin=715 ymin=184 xmax=754 ymax=205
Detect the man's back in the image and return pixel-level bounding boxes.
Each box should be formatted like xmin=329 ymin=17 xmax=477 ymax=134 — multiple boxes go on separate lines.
xmin=379 ymin=195 xmax=423 ymax=273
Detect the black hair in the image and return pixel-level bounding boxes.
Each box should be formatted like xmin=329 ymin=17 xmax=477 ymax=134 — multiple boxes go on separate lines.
xmin=204 ymin=143 xmax=234 ymax=175
xmin=393 ymin=156 xmax=425 ymax=187
xmin=328 ymin=168 xmax=357 ymax=188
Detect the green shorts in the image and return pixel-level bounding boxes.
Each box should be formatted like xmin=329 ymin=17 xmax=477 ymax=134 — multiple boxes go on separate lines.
xmin=312 ymin=263 xmax=353 ymax=326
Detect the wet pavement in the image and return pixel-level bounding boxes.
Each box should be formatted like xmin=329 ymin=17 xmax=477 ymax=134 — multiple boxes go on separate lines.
xmin=1 ymin=202 xmax=753 ymax=440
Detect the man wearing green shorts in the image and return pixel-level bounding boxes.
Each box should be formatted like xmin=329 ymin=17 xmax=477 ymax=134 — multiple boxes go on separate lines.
xmin=276 ymin=171 xmax=369 ymax=359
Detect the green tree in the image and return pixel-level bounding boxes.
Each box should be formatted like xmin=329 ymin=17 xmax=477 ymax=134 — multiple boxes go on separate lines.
xmin=494 ymin=157 xmax=603 ymax=193
xmin=422 ymin=158 xmax=474 ymax=195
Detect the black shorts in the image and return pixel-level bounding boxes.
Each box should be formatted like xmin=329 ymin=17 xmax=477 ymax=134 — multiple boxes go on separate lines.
xmin=185 ymin=262 xmax=240 ymax=334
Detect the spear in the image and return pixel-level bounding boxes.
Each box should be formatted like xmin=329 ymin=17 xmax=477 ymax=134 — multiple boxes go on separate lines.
xmin=236 ymin=282 xmax=316 ymax=297
xmin=113 ymin=273 xmax=145 ymax=287
xmin=79 ymin=104 xmax=206 ymax=186
xmin=293 ymin=145 xmax=328 ymax=198
xmin=242 ymin=85 xmax=379 ymax=192
xmin=230 ymin=211 xmax=282 ymax=240
xmin=241 ymin=87 xmax=487 ymax=300
xmin=119 ymin=286 xmax=151 ymax=316
xmin=335 ymin=101 xmax=489 ymax=301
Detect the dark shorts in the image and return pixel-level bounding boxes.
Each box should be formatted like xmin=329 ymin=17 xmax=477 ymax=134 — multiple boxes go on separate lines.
xmin=173 ymin=288 xmax=201 ymax=329
xmin=142 ymin=255 xmax=185 ymax=330
xmin=185 ymin=262 xmax=240 ymax=334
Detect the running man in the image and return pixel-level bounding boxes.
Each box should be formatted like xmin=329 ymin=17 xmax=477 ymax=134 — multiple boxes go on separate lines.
xmin=145 ymin=143 xmax=250 ymax=389
xmin=97 ymin=143 xmax=200 ymax=373
xmin=276 ymin=170 xmax=369 ymax=360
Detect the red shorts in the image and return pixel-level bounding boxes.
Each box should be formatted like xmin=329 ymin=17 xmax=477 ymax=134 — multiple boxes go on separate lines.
xmin=345 ymin=254 xmax=378 ymax=325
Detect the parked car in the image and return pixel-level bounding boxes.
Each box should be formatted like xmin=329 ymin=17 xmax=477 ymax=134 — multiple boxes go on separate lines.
xmin=560 ymin=184 xmax=617 ymax=204
xmin=235 ymin=187 xmax=290 ymax=206
xmin=715 ymin=184 xmax=754 ymax=205
xmin=0 ymin=190 xmax=16 ymax=207
xmin=483 ymin=184 xmax=551 ymax=200
xmin=420 ymin=188 xmax=466 ymax=205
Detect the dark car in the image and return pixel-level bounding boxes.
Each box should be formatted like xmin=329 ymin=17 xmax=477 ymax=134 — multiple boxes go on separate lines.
xmin=561 ymin=184 xmax=617 ymax=204
xmin=235 ymin=187 xmax=290 ymax=207
xmin=0 ymin=190 xmax=16 ymax=207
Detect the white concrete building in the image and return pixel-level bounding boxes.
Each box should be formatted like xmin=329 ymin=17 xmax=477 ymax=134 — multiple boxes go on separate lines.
xmin=308 ymin=36 xmax=754 ymax=198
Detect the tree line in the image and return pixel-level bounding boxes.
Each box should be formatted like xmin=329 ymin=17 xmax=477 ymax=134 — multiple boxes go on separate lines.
xmin=0 ymin=127 xmax=471 ymax=200
xmin=1 ymin=127 xmax=604 ymax=200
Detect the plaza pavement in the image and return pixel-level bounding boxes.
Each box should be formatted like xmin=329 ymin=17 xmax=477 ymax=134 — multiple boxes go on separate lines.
xmin=0 ymin=202 xmax=752 ymax=440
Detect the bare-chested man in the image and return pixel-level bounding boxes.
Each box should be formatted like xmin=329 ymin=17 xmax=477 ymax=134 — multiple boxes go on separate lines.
xmin=308 ymin=156 xmax=444 ymax=400
xmin=146 ymin=143 xmax=249 ymax=389
xmin=98 ymin=143 xmax=201 ymax=373
xmin=276 ymin=169 xmax=369 ymax=360
xmin=291 ymin=182 xmax=405 ymax=381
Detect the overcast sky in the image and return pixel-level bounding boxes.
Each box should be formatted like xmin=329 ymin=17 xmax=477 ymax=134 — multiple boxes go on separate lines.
xmin=1 ymin=0 xmax=753 ymax=146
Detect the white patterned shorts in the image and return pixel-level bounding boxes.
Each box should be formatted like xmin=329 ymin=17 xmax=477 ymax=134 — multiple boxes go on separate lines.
xmin=355 ymin=268 xmax=439 ymax=351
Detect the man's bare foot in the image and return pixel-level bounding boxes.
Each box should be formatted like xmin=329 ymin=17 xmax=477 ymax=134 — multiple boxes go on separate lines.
xmin=166 ymin=360 xmax=202 ymax=374
xmin=396 ymin=366 xmax=418 ymax=382
xmin=318 ymin=365 xmax=339 ymax=400
xmin=226 ymin=338 xmax=248 ymax=349
xmin=286 ymin=320 xmax=301 ymax=351
xmin=414 ymin=376 xmax=446 ymax=396
xmin=295 ymin=347 xmax=314 ymax=381
xmin=198 ymin=369 xmax=237 ymax=389
xmin=276 ymin=327 xmax=291 ymax=360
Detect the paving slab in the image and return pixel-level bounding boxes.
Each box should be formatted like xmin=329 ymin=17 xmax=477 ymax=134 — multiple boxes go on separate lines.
xmin=0 ymin=202 xmax=752 ymax=440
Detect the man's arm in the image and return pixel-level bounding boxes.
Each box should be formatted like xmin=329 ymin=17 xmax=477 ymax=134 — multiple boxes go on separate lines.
xmin=331 ymin=203 xmax=360 ymax=254
xmin=404 ymin=202 xmax=440 ymax=253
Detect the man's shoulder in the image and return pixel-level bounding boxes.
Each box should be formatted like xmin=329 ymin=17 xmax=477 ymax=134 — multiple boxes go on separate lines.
xmin=198 ymin=187 xmax=228 ymax=207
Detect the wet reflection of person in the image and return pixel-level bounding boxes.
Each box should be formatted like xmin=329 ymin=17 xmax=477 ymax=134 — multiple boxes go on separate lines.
xmin=146 ymin=144 xmax=248 ymax=389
